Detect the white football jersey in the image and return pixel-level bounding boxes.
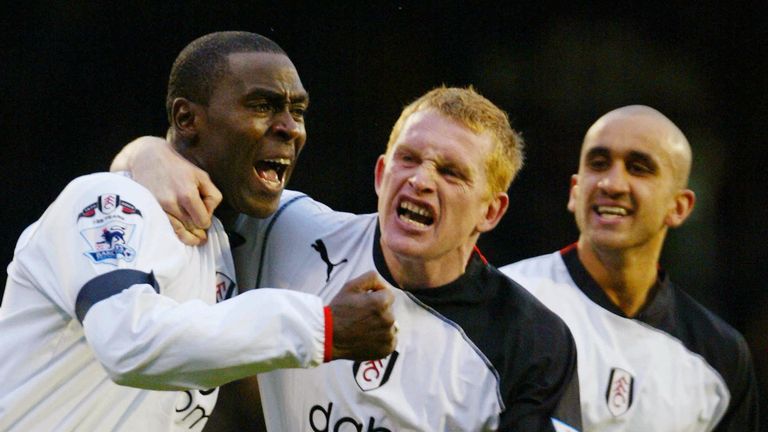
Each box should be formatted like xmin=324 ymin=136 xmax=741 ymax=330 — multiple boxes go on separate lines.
xmin=0 ymin=173 xmax=326 ymax=431
xmin=233 ymin=191 xmax=582 ymax=431
xmin=500 ymin=246 xmax=759 ymax=432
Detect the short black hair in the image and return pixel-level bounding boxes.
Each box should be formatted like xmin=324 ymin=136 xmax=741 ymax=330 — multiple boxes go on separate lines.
xmin=166 ymin=31 xmax=287 ymax=122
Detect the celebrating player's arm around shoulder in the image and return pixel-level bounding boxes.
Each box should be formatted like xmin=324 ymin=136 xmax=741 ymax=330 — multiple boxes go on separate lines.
xmin=119 ymin=87 xmax=583 ymax=431
xmin=0 ymin=31 xmax=395 ymax=432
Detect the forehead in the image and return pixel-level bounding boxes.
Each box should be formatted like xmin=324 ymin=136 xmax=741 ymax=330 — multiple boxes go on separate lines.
xmin=217 ymin=51 xmax=307 ymax=98
xmin=394 ymin=109 xmax=494 ymax=161
xmin=582 ymin=113 xmax=677 ymax=166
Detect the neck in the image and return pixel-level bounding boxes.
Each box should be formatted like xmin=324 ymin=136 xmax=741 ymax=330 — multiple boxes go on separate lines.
xmin=214 ymin=205 xmax=238 ymax=230
xmin=577 ymin=236 xmax=664 ymax=317
xmin=380 ymin=242 xmax=475 ymax=290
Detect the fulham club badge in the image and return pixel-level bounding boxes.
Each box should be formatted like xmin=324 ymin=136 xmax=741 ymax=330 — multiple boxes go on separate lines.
xmin=605 ymin=367 xmax=634 ymax=416
xmin=352 ymin=351 xmax=399 ymax=392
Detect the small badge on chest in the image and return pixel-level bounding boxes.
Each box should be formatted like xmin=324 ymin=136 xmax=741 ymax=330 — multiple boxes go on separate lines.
xmin=605 ymin=367 xmax=634 ymax=416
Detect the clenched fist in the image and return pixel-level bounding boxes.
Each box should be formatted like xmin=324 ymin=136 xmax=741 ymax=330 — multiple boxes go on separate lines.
xmin=327 ymin=271 xmax=397 ymax=361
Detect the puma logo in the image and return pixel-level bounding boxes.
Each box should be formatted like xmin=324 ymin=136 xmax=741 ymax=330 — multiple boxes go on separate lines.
xmin=311 ymin=239 xmax=348 ymax=282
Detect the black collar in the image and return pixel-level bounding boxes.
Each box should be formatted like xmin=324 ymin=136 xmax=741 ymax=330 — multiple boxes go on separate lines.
xmin=372 ymin=224 xmax=489 ymax=304
xmin=225 ymin=229 xmax=246 ymax=249
xmin=561 ymin=245 xmax=674 ymax=327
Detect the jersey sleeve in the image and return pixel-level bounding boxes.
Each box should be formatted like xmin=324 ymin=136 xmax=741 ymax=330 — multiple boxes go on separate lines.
xmin=499 ymin=317 xmax=583 ymax=432
xmin=713 ymin=335 xmax=760 ymax=431
xmin=13 ymin=172 xmax=182 ymax=319
xmin=83 ymin=286 xmax=325 ymax=390
xmin=13 ymin=175 xmax=326 ymax=390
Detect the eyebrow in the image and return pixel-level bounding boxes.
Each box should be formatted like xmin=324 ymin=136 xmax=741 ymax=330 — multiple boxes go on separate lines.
xmin=244 ymin=87 xmax=310 ymax=104
xmin=626 ymin=150 xmax=657 ymax=169
xmin=586 ymin=146 xmax=658 ymax=169
xmin=585 ymin=146 xmax=610 ymax=159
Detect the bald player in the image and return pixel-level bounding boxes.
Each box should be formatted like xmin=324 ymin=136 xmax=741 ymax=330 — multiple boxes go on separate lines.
xmin=501 ymin=105 xmax=760 ymax=431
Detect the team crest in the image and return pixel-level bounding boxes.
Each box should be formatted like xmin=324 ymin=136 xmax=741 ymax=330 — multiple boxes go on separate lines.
xmin=78 ymin=194 xmax=143 ymax=220
xmin=80 ymin=222 xmax=137 ymax=265
xmin=605 ymin=367 xmax=634 ymax=416
xmin=215 ymin=272 xmax=238 ymax=302
xmin=352 ymin=351 xmax=399 ymax=391
xmin=99 ymin=194 xmax=119 ymax=214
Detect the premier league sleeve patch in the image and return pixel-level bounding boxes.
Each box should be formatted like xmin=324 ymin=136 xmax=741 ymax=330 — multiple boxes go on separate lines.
xmin=78 ymin=194 xmax=143 ymax=266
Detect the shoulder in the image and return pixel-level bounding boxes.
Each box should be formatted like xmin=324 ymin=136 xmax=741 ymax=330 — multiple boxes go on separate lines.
xmin=671 ymin=285 xmax=753 ymax=373
xmin=490 ymin=265 xmax=573 ymax=339
xmin=62 ymin=172 xmax=156 ymax=200
xmin=485 ymin=266 xmax=579 ymax=416
xmin=20 ymin=172 xmax=163 ymax=237
xmin=664 ymin=281 xmax=758 ymax=425
xmin=236 ymin=190 xmax=359 ymax=238
xmin=499 ymin=251 xmax=562 ymax=282
xmin=499 ymin=252 xmax=573 ymax=303
xmin=42 ymin=172 xmax=163 ymax=224
xmin=274 ymin=190 xmax=358 ymax=227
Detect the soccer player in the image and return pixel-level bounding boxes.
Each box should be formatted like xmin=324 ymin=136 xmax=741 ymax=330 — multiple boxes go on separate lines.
xmin=117 ymin=87 xmax=583 ymax=431
xmin=0 ymin=31 xmax=395 ymax=431
xmin=500 ymin=105 xmax=760 ymax=431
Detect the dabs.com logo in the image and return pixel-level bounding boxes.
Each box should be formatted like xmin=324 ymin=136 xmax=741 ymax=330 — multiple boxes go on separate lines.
xmin=308 ymin=351 xmax=400 ymax=432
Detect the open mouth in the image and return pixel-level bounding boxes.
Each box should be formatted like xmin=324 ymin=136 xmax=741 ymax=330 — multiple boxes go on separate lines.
xmin=397 ymin=200 xmax=434 ymax=228
xmin=255 ymin=158 xmax=291 ymax=185
xmin=593 ymin=205 xmax=630 ymax=219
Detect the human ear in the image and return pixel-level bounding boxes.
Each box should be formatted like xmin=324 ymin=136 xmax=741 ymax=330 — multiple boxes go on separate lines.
xmin=665 ymin=188 xmax=695 ymax=228
xmin=171 ymin=98 xmax=200 ymax=141
xmin=566 ymin=174 xmax=579 ymax=213
xmin=477 ymin=192 xmax=509 ymax=233
xmin=374 ymin=155 xmax=387 ymax=196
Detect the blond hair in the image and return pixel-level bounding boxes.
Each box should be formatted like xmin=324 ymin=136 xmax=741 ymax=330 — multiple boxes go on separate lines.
xmin=387 ymin=86 xmax=524 ymax=194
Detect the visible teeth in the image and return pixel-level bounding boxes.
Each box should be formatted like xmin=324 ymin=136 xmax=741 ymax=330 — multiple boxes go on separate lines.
xmin=399 ymin=213 xmax=428 ymax=228
xmin=400 ymin=201 xmax=431 ymax=217
xmin=255 ymin=158 xmax=291 ymax=184
xmin=596 ymin=206 xmax=628 ymax=216
xmin=263 ymin=158 xmax=290 ymax=166
xmin=397 ymin=201 xmax=434 ymax=227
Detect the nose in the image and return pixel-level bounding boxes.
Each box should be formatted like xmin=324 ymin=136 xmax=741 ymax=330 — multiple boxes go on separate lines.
xmin=270 ymin=109 xmax=302 ymax=141
xmin=597 ymin=164 xmax=630 ymax=195
xmin=407 ymin=165 xmax=436 ymax=193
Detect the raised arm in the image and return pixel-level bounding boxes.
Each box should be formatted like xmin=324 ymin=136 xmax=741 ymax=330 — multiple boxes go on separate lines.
xmin=111 ymin=136 xmax=222 ymax=245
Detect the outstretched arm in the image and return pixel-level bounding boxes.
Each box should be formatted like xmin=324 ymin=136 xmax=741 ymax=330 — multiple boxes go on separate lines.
xmin=22 ymin=174 xmax=334 ymax=391
xmin=111 ymin=136 xmax=221 ymax=245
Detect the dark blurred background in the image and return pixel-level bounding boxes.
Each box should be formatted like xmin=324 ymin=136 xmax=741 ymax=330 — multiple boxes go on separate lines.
xmin=1 ymin=1 xmax=765 ymax=420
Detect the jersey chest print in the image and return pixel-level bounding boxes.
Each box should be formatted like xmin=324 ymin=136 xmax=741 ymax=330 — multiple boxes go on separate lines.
xmin=77 ymin=193 xmax=143 ymax=265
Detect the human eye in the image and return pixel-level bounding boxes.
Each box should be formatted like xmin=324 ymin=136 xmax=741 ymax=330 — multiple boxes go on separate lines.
xmin=627 ymin=153 xmax=657 ymax=176
xmin=586 ymin=155 xmax=610 ymax=171
xmin=439 ymin=166 xmax=461 ymax=179
xmin=247 ymin=100 xmax=272 ymax=113
xmin=394 ymin=150 xmax=417 ymax=166
xmin=628 ymin=161 xmax=654 ymax=175
xmin=290 ymin=104 xmax=307 ymax=120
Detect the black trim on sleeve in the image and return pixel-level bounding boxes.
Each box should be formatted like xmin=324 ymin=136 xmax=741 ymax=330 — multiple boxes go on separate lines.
xmin=76 ymin=269 xmax=159 ymax=323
